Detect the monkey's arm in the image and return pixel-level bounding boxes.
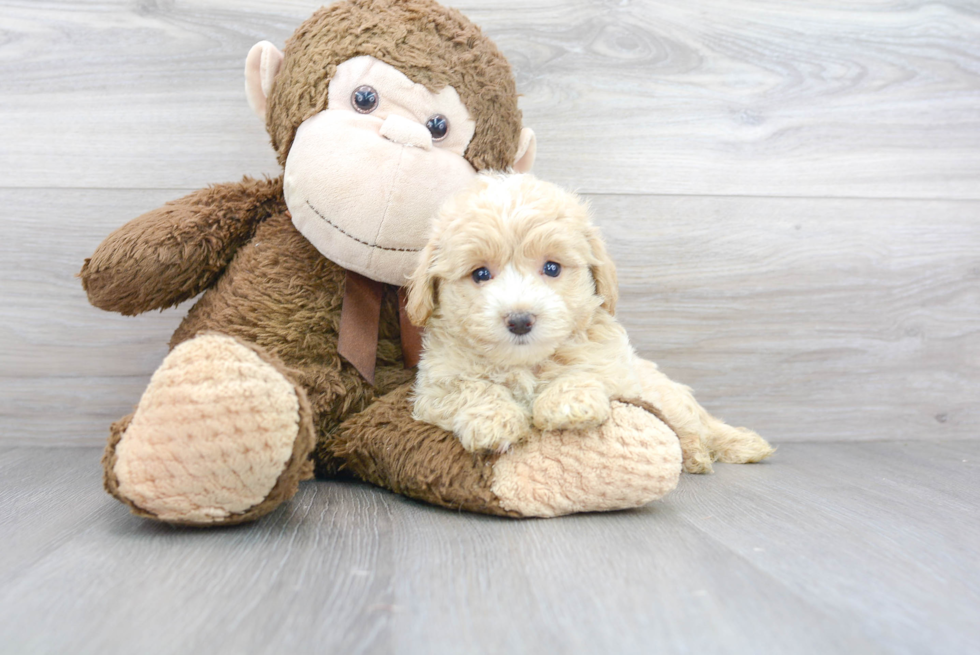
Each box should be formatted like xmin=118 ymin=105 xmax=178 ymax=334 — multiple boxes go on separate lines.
xmin=80 ymin=176 xmax=284 ymax=315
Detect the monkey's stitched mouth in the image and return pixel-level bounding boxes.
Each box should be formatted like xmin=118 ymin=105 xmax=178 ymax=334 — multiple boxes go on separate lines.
xmin=305 ymin=200 xmax=422 ymax=253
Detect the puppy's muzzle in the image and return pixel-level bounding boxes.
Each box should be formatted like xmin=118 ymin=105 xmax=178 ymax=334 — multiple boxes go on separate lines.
xmin=505 ymin=312 xmax=535 ymax=336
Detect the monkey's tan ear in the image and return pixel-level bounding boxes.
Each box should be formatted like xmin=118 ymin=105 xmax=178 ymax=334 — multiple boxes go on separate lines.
xmin=588 ymin=226 xmax=619 ymax=315
xmin=245 ymin=41 xmax=284 ymax=120
xmin=405 ymin=243 xmax=440 ymax=327
xmin=513 ymin=128 xmax=536 ymax=173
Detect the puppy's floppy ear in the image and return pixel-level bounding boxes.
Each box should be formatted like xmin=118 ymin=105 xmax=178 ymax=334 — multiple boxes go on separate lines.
xmin=587 ymin=226 xmax=619 ymax=314
xmin=406 ymin=241 xmax=440 ymax=326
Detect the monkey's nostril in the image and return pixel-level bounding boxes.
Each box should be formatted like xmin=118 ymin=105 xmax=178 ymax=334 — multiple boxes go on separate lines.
xmin=506 ymin=312 xmax=535 ymax=336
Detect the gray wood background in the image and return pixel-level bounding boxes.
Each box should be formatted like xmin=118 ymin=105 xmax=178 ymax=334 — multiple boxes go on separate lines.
xmin=2 ymin=0 xmax=979 ymax=446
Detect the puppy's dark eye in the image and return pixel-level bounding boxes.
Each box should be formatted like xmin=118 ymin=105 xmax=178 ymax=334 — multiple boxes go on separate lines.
xmin=351 ymin=85 xmax=378 ymax=113
xmin=471 ymin=267 xmax=492 ymax=283
xmin=543 ymin=261 xmax=561 ymax=277
xmin=426 ymin=114 xmax=449 ymax=140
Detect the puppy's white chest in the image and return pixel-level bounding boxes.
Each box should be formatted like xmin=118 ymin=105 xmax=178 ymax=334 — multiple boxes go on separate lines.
xmin=490 ymin=368 xmax=541 ymax=410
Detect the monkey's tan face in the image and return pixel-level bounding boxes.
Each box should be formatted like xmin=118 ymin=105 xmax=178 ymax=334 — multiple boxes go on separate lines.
xmin=283 ymin=56 xmax=478 ymax=285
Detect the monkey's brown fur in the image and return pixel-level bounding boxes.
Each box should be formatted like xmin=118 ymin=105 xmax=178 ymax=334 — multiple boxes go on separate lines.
xmin=81 ymin=0 xmax=530 ymax=522
xmin=82 ymin=0 xmax=700 ymax=524
xmin=268 ymin=0 xmax=522 ymax=171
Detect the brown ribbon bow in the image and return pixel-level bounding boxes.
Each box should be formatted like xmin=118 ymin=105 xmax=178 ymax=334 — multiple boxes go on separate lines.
xmin=337 ymin=270 xmax=423 ymax=385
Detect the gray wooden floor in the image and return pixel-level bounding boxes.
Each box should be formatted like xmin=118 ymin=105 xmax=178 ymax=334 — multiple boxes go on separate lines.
xmin=1 ymin=442 xmax=978 ymax=655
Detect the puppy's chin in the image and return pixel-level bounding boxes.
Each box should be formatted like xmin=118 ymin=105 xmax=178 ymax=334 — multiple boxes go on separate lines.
xmin=488 ymin=331 xmax=562 ymax=367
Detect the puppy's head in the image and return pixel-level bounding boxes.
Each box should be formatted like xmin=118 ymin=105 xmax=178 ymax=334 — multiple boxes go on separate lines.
xmin=406 ymin=173 xmax=618 ymax=366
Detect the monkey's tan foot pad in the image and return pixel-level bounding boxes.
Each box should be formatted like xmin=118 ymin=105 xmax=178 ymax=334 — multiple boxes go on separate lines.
xmin=492 ymin=401 xmax=683 ymax=517
xmin=107 ymin=333 xmax=313 ymax=525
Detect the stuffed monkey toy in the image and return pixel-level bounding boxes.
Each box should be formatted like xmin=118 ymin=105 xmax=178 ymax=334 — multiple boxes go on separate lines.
xmin=80 ymin=0 xmax=772 ymax=526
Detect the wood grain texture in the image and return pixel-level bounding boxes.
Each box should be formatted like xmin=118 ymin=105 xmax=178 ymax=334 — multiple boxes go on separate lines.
xmin=3 ymin=3 xmax=978 ymax=653
xmin=1 ymin=443 xmax=977 ymax=654
xmin=0 ymin=188 xmax=189 ymax=444
xmin=669 ymin=441 xmax=980 ymax=655
xmin=1 ymin=2 xmax=977 ymax=445
xmin=0 ymin=447 xmax=111 ymax=581
xmin=595 ymin=194 xmax=980 ymax=443
xmin=3 ymin=188 xmax=976 ymax=444
xmin=1 ymin=0 xmax=979 ymax=197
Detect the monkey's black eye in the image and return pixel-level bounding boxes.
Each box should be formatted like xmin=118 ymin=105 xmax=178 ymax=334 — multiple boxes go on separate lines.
xmin=472 ymin=267 xmax=492 ymax=283
xmin=543 ymin=261 xmax=561 ymax=277
xmin=426 ymin=114 xmax=449 ymax=140
xmin=351 ymin=85 xmax=378 ymax=113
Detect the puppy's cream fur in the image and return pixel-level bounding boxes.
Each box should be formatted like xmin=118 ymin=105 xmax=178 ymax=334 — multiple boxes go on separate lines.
xmin=407 ymin=173 xmax=638 ymax=452
xmin=407 ymin=174 xmax=775 ymax=469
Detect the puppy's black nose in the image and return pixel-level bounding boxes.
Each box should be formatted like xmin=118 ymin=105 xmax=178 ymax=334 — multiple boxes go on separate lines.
xmin=506 ymin=312 xmax=535 ymax=336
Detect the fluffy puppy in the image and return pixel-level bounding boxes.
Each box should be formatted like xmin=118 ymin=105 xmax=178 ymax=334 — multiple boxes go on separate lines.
xmin=407 ymin=174 xmax=776 ymax=469
xmin=405 ymin=173 xmax=642 ymax=452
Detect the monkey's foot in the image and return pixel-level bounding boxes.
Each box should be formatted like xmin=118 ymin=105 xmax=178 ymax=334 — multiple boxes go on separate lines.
xmin=104 ymin=333 xmax=314 ymax=525
xmin=332 ymin=389 xmax=682 ymax=518
xmin=493 ymin=401 xmax=681 ymax=516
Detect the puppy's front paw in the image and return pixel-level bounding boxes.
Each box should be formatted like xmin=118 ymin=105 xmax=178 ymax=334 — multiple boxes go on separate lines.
xmin=454 ymin=404 xmax=531 ymax=453
xmin=533 ymin=383 xmax=611 ymax=432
